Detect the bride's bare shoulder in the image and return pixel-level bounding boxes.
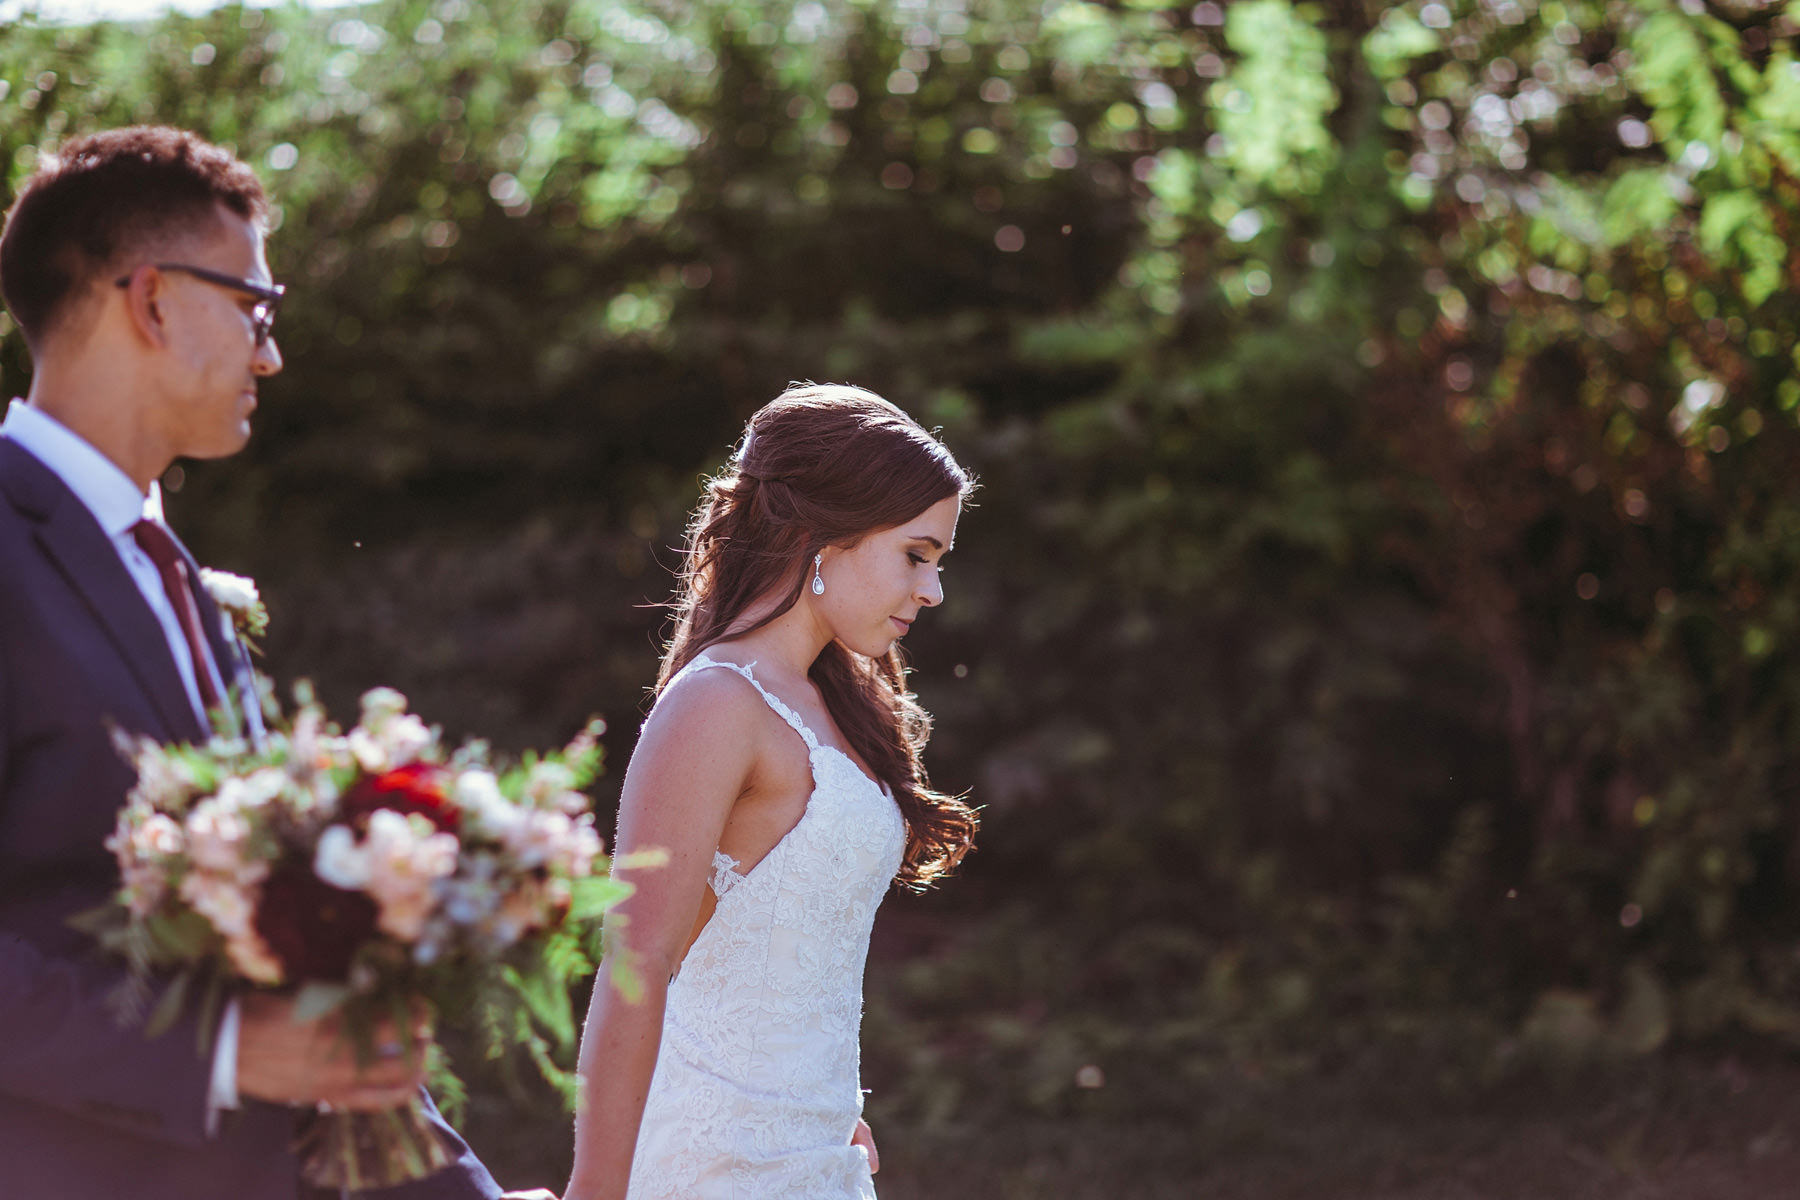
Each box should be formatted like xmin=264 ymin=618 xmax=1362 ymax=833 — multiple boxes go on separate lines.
xmin=639 ymin=661 xmax=770 ymax=748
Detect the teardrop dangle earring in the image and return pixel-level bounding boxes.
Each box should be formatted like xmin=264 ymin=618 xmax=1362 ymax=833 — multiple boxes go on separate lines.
xmin=811 ymin=553 xmax=826 ymax=595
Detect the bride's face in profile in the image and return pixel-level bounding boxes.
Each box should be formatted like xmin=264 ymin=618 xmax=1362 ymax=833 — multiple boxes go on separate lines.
xmin=813 ymin=494 xmax=960 ymax=658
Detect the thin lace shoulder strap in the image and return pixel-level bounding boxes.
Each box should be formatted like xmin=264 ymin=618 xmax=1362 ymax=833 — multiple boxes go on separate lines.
xmin=684 ymin=654 xmax=821 ymax=753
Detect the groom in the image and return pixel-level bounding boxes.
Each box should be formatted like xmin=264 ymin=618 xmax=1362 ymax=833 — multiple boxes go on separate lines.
xmin=0 ymin=128 xmax=545 ymax=1198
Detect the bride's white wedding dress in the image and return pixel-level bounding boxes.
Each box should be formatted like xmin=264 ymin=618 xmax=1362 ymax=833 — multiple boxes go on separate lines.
xmin=627 ymin=654 xmax=905 ymax=1200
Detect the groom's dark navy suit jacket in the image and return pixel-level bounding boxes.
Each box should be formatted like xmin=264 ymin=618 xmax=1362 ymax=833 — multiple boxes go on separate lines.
xmin=0 ymin=435 xmax=501 ymax=1199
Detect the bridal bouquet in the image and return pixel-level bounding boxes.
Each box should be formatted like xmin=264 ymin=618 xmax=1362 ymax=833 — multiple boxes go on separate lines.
xmin=77 ymin=683 xmax=632 ymax=1190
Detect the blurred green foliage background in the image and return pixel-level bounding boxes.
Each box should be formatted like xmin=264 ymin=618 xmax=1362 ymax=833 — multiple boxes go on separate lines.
xmin=4 ymin=0 xmax=1800 ymax=1191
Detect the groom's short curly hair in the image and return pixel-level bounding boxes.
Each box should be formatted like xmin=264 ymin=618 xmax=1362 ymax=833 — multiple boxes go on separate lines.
xmin=0 ymin=126 xmax=267 ymax=353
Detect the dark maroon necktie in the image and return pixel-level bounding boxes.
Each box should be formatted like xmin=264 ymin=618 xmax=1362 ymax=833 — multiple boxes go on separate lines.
xmin=130 ymin=518 xmax=223 ymax=715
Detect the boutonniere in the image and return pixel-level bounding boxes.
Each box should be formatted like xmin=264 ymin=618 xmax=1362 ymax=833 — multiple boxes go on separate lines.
xmin=199 ymin=567 xmax=270 ymax=648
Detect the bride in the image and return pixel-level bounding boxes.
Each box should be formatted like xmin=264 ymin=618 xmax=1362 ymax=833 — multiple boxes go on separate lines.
xmin=565 ymin=383 xmax=979 ymax=1200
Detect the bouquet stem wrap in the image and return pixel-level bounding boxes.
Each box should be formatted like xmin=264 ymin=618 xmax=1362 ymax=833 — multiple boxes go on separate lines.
xmin=296 ymin=1096 xmax=455 ymax=1190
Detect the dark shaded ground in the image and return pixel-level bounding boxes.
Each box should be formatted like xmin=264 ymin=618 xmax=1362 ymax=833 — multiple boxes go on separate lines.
xmin=461 ymin=902 xmax=1800 ymax=1198
xmin=870 ymin=1052 xmax=1800 ymax=1200
xmin=470 ymin=1027 xmax=1800 ymax=1198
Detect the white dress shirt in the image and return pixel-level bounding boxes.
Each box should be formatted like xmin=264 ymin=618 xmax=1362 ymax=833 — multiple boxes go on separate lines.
xmin=1 ymin=398 xmax=241 ymax=1129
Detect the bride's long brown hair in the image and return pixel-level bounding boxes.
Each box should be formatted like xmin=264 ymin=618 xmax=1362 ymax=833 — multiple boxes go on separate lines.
xmin=657 ymin=383 xmax=978 ymax=889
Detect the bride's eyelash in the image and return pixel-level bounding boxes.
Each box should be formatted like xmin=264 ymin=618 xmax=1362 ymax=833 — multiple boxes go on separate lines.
xmin=907 ymin=552 xmax=927 ymax=565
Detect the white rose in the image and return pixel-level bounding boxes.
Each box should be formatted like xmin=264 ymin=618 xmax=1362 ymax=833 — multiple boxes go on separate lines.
xmin=180 ymin=870 xmax=256 ymax=937
xmin=503 ymin=809 xmax=572 ymax=869
xmin=562 ymin=819 xmax=604 ymax=876
xmin=348 ymin=728 xmax=389 ymax=774
xmin=213 ymin=776 xmax=254 ymax=812
xmin=135 ymin=812 xmax=185 ymax=859
xmin=523 ymin=761 xmax=576 ymax=807
xmin=453 ymin=770 xmax=524 ymax=840
xmin=359 ymin=687 xmax=410 ymax=727
xmin=362 ymin=811 xmax=458 ymax=942
xmin=185 ymin=800 xmax=252 ymax=875
xmin=132 ymin=751 xmax=192 ymax=808
xmin=198 ymin=568 xmax=259 ymax=614
xmin=314 ymin=824 xmax=372 ymax=890
xmin=242 ymin=767 xmax=289 ymax=808
xmin=378 ymin=714 xmax=433 ymax=768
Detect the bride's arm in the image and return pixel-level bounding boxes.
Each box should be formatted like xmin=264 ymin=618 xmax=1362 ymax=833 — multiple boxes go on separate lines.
xmin=565 ymin=673 xmax=760 ymax=1200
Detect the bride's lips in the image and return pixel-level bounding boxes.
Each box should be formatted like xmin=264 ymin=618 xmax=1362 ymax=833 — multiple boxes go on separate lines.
xmin=890 ymin=616 xmax=913 ymax=635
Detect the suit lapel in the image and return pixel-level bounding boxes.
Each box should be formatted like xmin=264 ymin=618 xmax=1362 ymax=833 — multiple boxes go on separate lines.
xmin=0 ymin=438 xmax=208 ymax=743
xmin=173 ymin=536 xmax=262 ymax=742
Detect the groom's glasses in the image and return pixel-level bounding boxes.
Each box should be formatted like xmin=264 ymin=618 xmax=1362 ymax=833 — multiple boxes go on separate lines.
xmin=114 ymin=263 xmax=286 ymax=347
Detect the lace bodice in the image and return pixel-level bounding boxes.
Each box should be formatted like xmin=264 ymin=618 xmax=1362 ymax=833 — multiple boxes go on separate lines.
xmin=627 ymin=654 xmax=905 ymax=1200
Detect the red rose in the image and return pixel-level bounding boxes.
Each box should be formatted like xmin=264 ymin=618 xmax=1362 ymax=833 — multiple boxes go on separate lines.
xmin=253 ymin=859 xmax=378 ymax=981
xmin=339 ymin=762 xmax=459 ymax=833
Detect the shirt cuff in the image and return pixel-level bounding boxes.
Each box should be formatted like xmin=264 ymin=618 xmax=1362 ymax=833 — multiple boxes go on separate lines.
xmin=205 ymin=996 xmax=242 ymax=1137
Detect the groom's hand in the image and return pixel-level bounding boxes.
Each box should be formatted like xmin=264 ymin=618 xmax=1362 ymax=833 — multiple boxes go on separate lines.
xmin=853 ymin=1118 xmax=880 ymax=1174
xmin=236 ymin=992 xmax=428 ymax=1110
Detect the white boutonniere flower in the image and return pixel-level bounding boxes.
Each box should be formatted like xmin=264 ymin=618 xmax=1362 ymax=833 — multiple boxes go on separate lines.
xmin=199 ymin=567 xmax=270 ymax=646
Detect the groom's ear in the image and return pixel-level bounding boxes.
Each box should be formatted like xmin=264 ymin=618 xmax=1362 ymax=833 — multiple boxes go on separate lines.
xmin=115 ymin=264 xmax=172 ymax=349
